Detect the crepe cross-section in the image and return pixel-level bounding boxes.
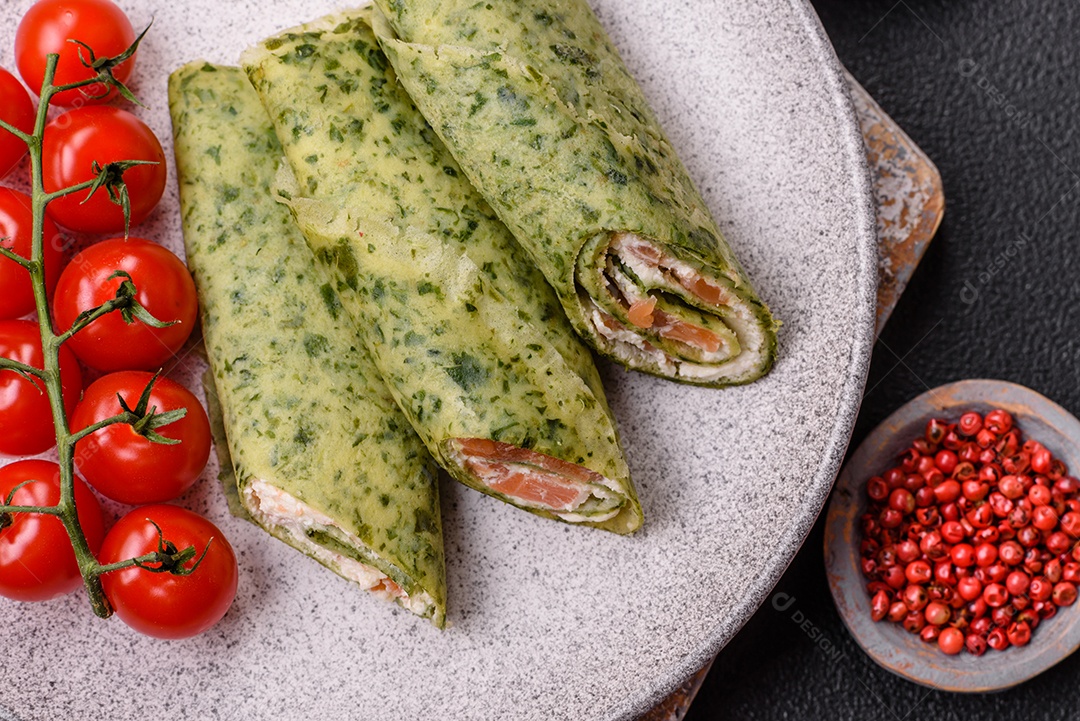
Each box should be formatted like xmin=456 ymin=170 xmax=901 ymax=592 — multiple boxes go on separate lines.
xmin=169 ymin=61 xmax=447 ymax=626
xmin=370 ymin=0 xmax=779 ymax=386
xmin=241 ymin=9 xmax=643 ymax=534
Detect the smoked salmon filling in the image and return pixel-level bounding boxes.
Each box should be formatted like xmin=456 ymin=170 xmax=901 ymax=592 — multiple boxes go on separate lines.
xmin=446 ymin=439 xmax=626 ymax=522
xmin=576 ymin=232 xmax=773 ymax=384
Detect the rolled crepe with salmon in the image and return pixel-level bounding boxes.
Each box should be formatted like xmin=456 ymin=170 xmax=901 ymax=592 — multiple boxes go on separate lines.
xmin=370 ymin=0 xmax=778 ymax=387
xmin=169 ymin=62 xmax=447 ymax=625
xmin=242 ymin=10 xmax=643 ymax=534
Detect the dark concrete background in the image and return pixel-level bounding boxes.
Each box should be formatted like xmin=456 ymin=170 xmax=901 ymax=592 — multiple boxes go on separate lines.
xmin=686 ymin=1 xmax=1080 ymax=718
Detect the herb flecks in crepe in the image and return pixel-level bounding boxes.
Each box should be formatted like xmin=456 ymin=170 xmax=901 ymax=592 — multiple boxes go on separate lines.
xmin=170 ymin=62 xmax=447 ymax=625
xmin=371 ymin=0 xmax=778 ymax=386
xmin=243 ymin=10 xmax=642 ymax=533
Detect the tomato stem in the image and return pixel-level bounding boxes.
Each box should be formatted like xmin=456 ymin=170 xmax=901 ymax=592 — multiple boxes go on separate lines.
xmin=18 ymin=55 xmax=118 ymax=618
xmin=67 ymin=413 xmax=140 ymax=445
xmin=0 ymin=47 xmax=200 ymax=620
xmin=0 ymin=118 xmax=31 ymax=144
xmin=0 ymin=244 xmax=35 ymax=270
xmin=48 ymin=73 xmax=122 ymax=102
xmin=0 ymin=504 xmax=63 ymax=516
xmin=55 ymin=292 xmax=140 ymax=345
xmin=41 ymin=177 xmax=102 ymax=204
xmin=96 ymin=546 xmax=196 ymax=576
xmin=0 ymin=357 xmax=47 ymax=381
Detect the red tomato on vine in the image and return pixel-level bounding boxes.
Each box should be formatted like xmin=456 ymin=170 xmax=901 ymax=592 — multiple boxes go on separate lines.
xmin=0 ymin=319 xmax=82 ymax=457
xmin=41 ymin=107 xmax=166 ymax=234
xmin=15 ymin=0 xmax=137 ymax=107
xmin=0 ymin=187 xmax=68 ymax=319
xmin=0 ymin=68 xmax=35 ymax=178
xmin=0 ymin=460 xmax=106 ymax=602
xmin=72 ymin=371 xmax=211 ymax=504
xmin=99 ymin=505 xmax=238 ymax=639
xmin=52 ymin=238 xmax=197 ymax=372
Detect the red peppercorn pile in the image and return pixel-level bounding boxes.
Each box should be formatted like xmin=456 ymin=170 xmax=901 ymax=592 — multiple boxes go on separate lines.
xmin=860 ymin=409 xmax=1080 ymax=656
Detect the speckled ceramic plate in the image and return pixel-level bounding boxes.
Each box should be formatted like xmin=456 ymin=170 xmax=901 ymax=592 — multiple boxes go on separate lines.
xmin=825 ymin=380 xmax=1080 ymax=691
xmin=0 ymin=1 xmax=876 ymax=719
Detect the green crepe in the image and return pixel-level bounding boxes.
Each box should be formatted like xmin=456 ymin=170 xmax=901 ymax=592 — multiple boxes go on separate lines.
xmin=242 ymin=9 xmax=642 ymax=534
xmin=371 ymin=0 xmax=779 ymax=387
xmin=170 ymin=61 xmax=447 ymax=626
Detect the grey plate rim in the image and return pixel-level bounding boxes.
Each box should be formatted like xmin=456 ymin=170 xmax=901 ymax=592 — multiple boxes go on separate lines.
xmin=615 ymin=0 xmax=879 ymax=716
xmin=824 ymin=379 xmax=1080 ymax=693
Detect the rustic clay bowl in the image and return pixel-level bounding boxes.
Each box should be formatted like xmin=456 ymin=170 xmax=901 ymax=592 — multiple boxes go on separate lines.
xmin=825 ymin=379 xmax=1080 ymax=691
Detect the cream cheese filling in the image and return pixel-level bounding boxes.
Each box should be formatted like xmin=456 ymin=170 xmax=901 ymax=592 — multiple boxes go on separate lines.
xmin=244 ymin=479 xmax=436 ymax=619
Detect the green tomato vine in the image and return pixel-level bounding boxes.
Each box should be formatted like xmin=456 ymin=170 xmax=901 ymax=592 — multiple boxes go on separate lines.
xmin=0 ymin=32 xmax=203 ymax=619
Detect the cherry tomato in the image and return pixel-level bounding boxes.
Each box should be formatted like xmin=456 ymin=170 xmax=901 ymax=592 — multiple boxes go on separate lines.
xmin=0 ymin=460 xmax=105 ymax=601
xmin=0 ymin=319 xmax=82 ymax=456
xmin=0 ymin=187 xmax=68 ymax=319
xmin=15 ymin=0 xmax=136 ymax=107
xmin=0 ymin=68 xmax=35 ymax=178
xmin=98 ymin=505 xmax=238 ymax=639
xmin=52 ymin=238 xmax=197 ymax=372
xmin=72 ymin=371 xmax=211 ymax=504
xmin=41 ymin=107 xmax=166 ymax=234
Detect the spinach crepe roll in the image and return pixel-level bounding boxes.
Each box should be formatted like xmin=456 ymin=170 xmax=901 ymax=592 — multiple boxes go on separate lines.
xmin=169 ymin=61 xmax=447 ymax=626
xmin=242 ymin=10 xmax=642 ymax=534
xmin=370 ymin=0 xmax=779 ymax=387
